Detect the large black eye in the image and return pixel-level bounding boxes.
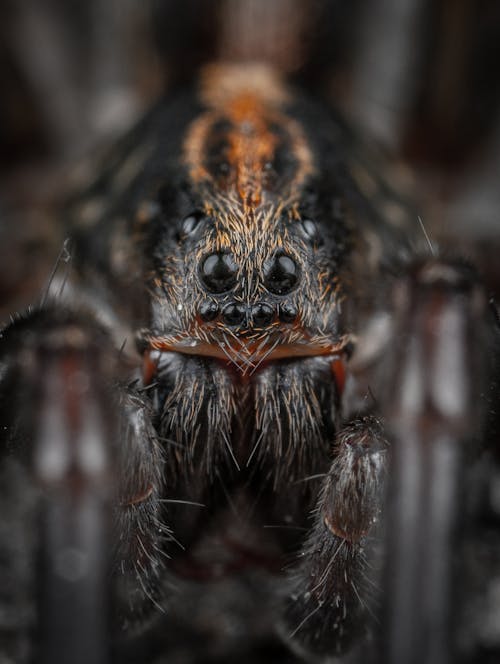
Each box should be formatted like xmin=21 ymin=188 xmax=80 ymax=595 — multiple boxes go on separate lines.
xmin=200 ymin=252 xmax=238 ymax=293
xmin=263 ymin=252 xmax=300 ymax=295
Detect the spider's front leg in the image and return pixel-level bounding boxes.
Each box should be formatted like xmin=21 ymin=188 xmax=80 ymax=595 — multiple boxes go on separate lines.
xmin=282 ymin=257 xmax=495 ymax=661
xmin=0 ymin=308 xmax=166 ymax=664
xmin=381 ymin=259 xmax=496 ymax=664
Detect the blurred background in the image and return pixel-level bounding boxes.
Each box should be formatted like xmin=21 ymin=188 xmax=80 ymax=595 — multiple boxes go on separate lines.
xmin=1 ymin=0 xmax=500 ymax=318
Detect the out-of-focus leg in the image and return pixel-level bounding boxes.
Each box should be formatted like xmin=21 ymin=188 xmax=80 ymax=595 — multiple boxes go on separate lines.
xmin=0 ymin=308 xmax=166 ymax=663
xmin=380 ymin=258 xmax=494 ymax=664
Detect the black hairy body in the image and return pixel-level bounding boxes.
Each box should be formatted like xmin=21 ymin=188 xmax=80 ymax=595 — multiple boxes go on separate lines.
xmin=0 ymin=58 xmax=499 ymax=664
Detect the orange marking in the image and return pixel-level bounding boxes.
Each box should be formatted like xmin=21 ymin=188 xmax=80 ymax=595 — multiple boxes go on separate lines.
xmin=122 ymin=484 xmax=154 ymax=507
xmin=324 ymin=515 xmax=367 ymax=544
xmin=183 ymin=63 xmax=314 ymax=211
xmin=224 ymin=92 xmax=279 ymax=207
xmin=331 ymin=356 xmax=346 ymax=395
xmin=142 ymin=350 xmax=160 ymax=385
xmin=146 ymin=336 xmax=347 ymax=363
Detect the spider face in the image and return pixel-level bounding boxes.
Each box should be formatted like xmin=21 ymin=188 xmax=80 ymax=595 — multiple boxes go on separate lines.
xmin=141 ymin=64 xmax=348 ymax=376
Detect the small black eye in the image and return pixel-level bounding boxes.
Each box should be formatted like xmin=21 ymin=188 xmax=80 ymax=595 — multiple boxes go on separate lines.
xmin=251 ymin=303 xmax=274 ymax=327
xmin=278 ymin=302 xmax=298 ymax=323
xmin=263 ymin=252 xmax=300 ymax=295
xmin=222 ymin=302 xmax=246 ymax=326
xmin=299 ymin=218 xmax=323 ymax=245
xmin=301 ymin=219 xmax=317 ymax=239
xmin=181 ymin=212 xmax=204 ymax=236
xmin=200 ymin=252 xmax=238 ymax=293
xmin=199 ymin=300 xmax=219 ymax=321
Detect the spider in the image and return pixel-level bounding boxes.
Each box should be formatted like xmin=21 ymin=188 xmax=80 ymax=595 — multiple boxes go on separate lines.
xmin=1 ymin=3 xmax=500 ymax=664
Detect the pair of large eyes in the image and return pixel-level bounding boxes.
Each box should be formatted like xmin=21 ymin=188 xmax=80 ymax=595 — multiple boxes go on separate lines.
xmin=182 ymin=213 xmax=314 ymax=295
xmin=200 ymin=251 xmax=300 ymax=295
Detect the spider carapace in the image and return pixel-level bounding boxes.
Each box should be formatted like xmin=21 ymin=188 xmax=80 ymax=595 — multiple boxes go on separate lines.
xmin=138 ymin=62 xmax=351 ymax=482
xmin=103 ymin=61 xmax=366 ymax=634
xmin=0 ymin=58 xmax=497 ymax=664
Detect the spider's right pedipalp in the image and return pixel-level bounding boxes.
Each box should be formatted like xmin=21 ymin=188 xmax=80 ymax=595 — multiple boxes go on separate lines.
xmin=282 ymin=415 xmax=388 ymax=659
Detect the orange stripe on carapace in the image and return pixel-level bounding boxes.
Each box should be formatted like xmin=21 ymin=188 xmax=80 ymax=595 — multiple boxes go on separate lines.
xmin=183 ymin=63 xmax=314 ymax=210
xmin=224 ymin=92 xmax=279 ymax=207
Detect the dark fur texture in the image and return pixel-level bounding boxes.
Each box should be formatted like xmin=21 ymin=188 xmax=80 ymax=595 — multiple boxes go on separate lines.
xmin=0 ymin=58 xmax=498 ymax=664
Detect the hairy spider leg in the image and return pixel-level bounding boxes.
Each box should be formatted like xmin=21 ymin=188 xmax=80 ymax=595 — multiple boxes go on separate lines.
xmin=0 ymin=309 xmax=168 ymax=663
xmin=0 ymin=310 xmax=118 ymax=663
xmin=281 ymin=415 xmax=387 ymax=657
xmin=380 ymin=258 xmax=495 ymax=664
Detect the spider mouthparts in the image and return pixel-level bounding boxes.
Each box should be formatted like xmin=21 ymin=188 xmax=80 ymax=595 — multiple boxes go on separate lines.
xmin=141 ymin=333 xmax=349 ymax=379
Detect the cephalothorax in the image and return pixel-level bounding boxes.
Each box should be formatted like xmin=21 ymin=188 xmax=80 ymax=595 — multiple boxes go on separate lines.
xmin=138 ymin=64 xmax=351 ymax=487
xmin=0 ymin=54 xmax=498 ymax=664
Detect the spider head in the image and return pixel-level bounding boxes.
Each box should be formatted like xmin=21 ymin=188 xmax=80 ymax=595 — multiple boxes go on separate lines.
xmin=140 ymin=63 xmax=350 ymax=372
xmin=141 ymin=198 xmax=348 ymax=373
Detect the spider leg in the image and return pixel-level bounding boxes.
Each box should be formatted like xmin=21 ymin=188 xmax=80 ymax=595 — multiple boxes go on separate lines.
xmin=0 ymin=308 xmax=118 ymax=663
xmin=282 ymin=257 xmax=496 ymax=662
xmin=0 ymin=307 xmax=166 ymax=663
xmin=282 ymin=415 xmax=387 ymax=659
xmin=380 ymin=258 xmax=495 ymax=664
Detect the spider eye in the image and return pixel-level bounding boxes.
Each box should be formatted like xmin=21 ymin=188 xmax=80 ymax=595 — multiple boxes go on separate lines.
xmin=181 ymin=212 xmax=204 ymax=236
xmin=200 ymin=252 xmax=238 ymax=293
xmin=263 ymin=252 xmax=300 ymax=295
xmin=222 ymin=302 xmax=246 ymax=326
xmin=199 ymin=300 xmax=219 ymax=321
xmin=278 ymin=302 xmax=298 ymax=323
xmin=251 ymin=302 xmax=274 ymax=327
xmin=300 ymin=219 xmax=318 ymax=239
xmin=299 ymin=218 xmax=323 ymax=245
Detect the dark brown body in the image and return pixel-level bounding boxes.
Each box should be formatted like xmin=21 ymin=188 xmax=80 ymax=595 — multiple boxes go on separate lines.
xmin=0 ymin=49 xmax=498 ymax=664
xmin=58 ymin=63 xmax=419 ymax=659
xmin=68 ymin=68 xmax=404 ymax=494
xmin=5 ymin=52 xmax=496 ymax=664
xmin=1 ymin=0 xmax=500 ymax=660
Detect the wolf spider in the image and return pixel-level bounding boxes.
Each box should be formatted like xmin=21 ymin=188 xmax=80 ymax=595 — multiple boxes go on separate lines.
xmin=1 ymin=39 xmax=500 ymax=664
